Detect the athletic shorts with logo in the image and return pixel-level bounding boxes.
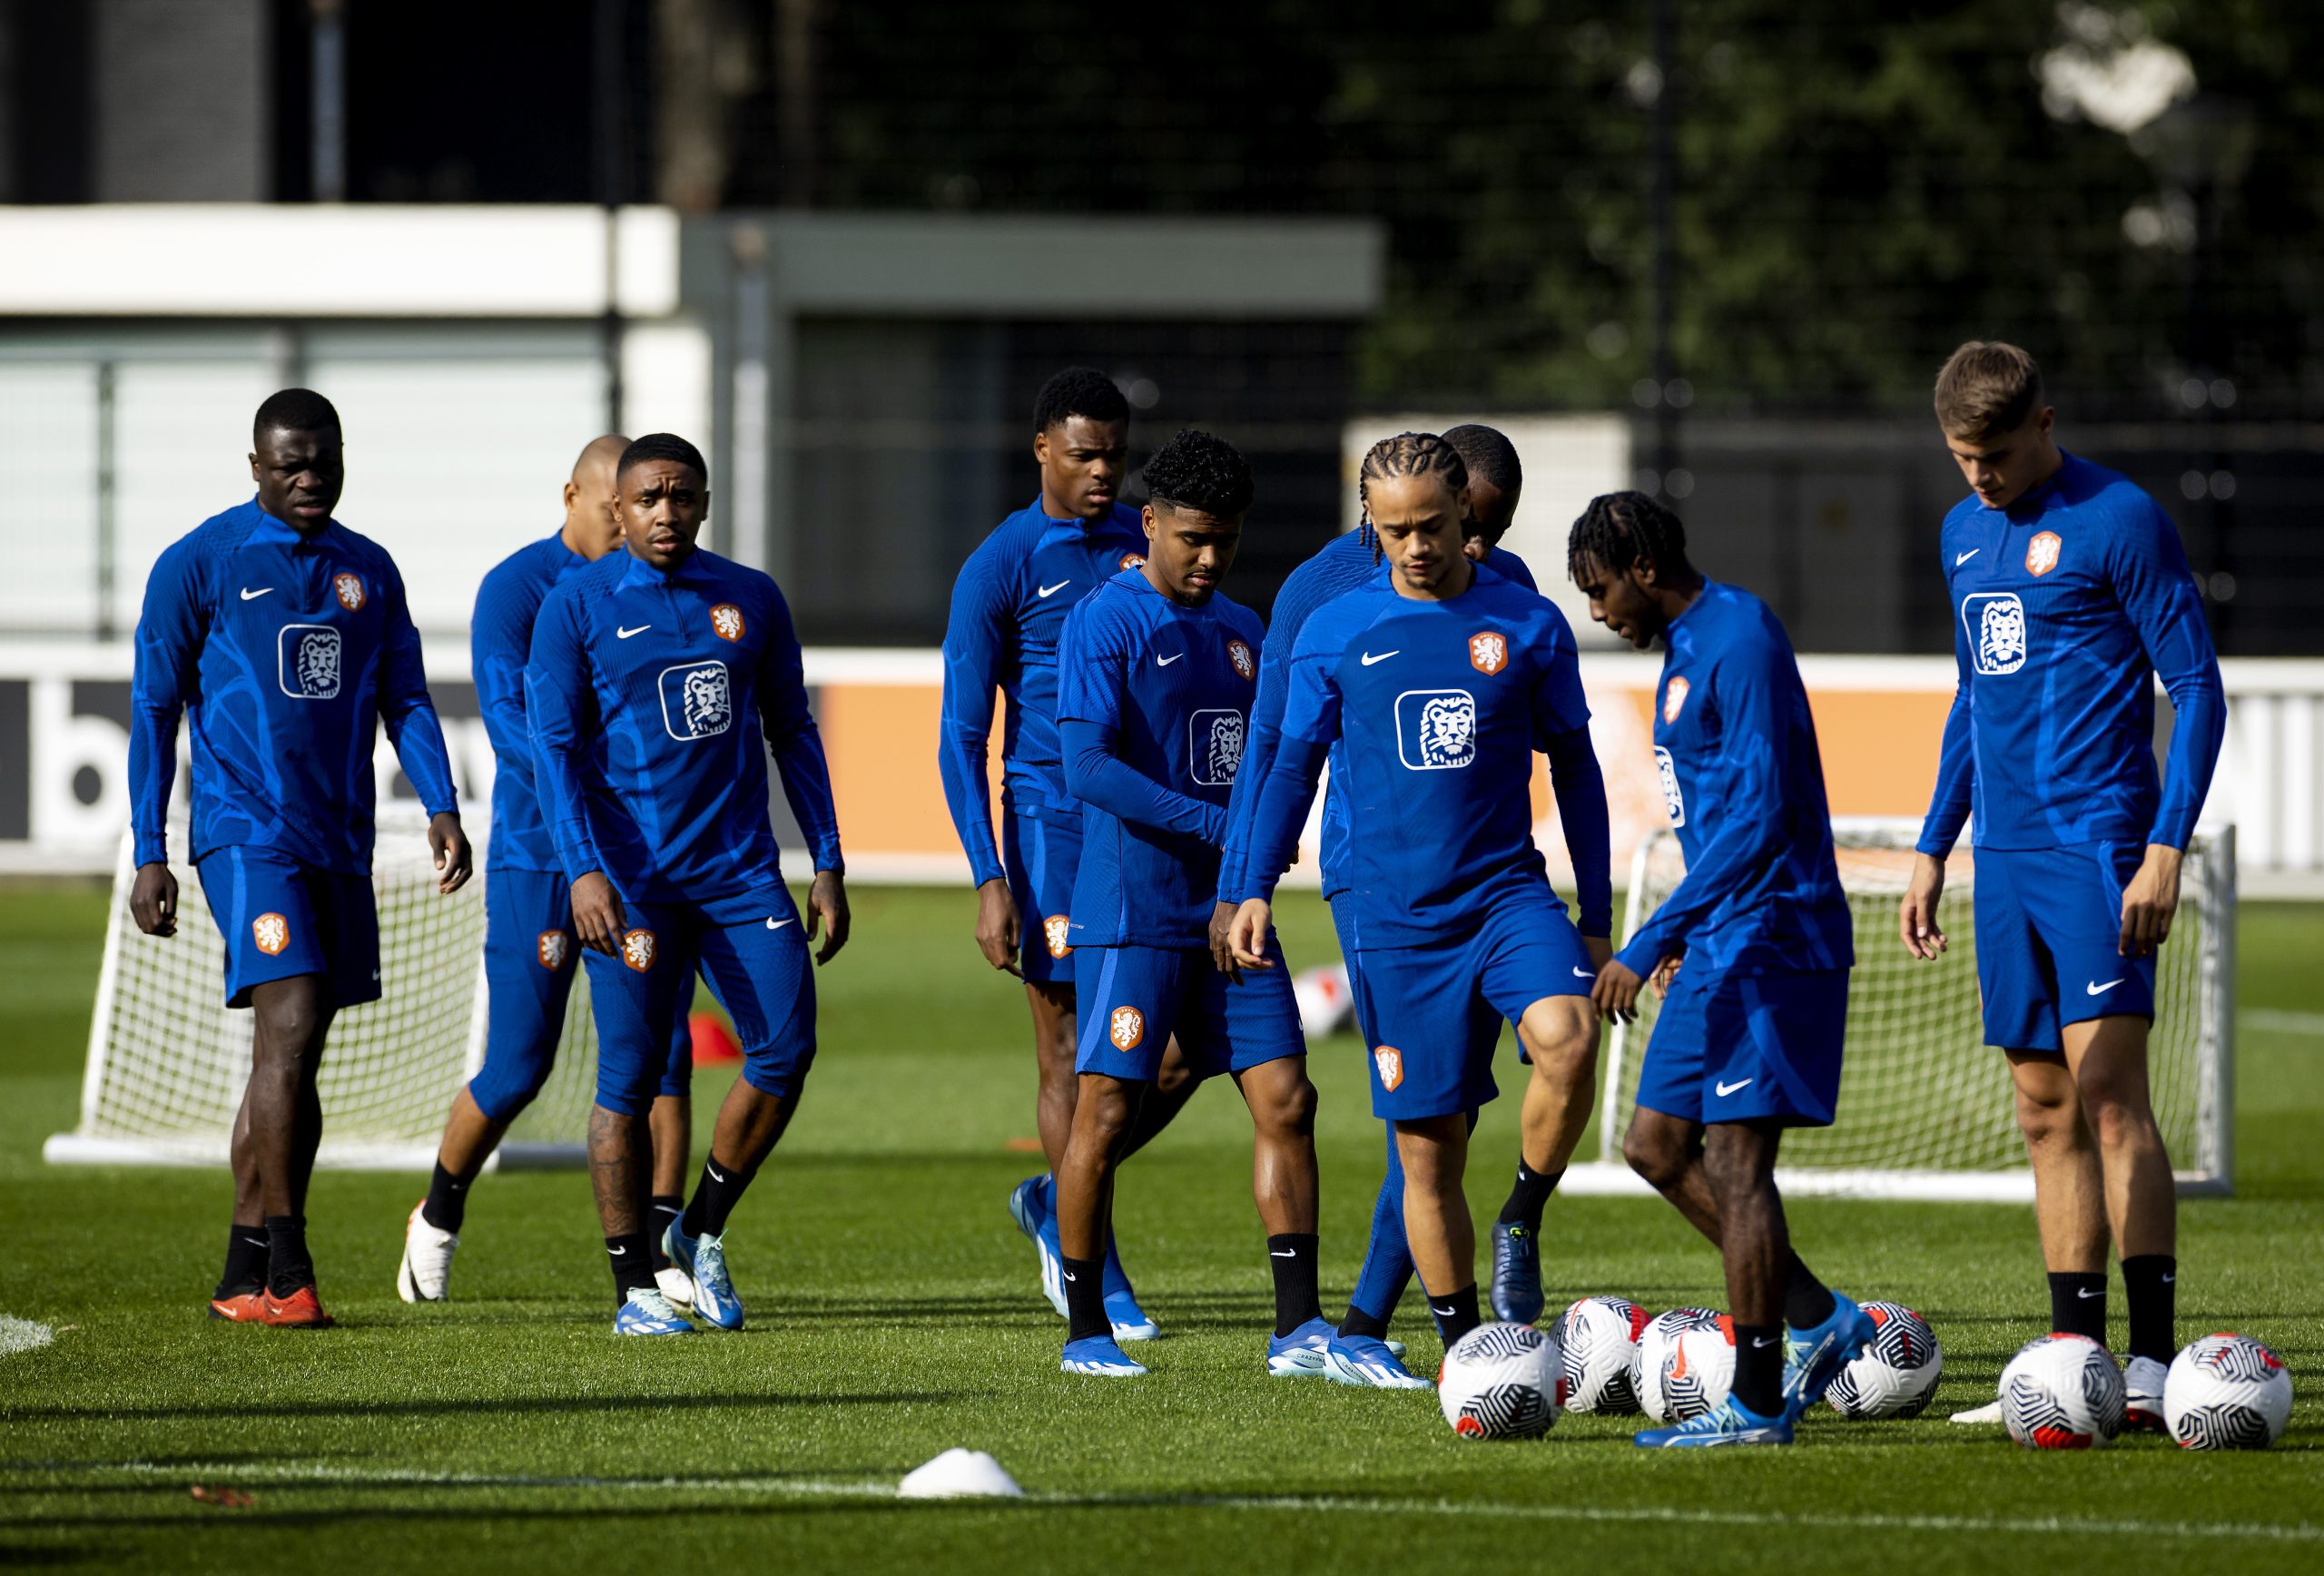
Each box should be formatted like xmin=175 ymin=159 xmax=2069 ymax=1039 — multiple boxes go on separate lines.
xmin=583 ymin=881 xmax=813 ymax=1115
xmin=471 ymin=864 xmax=694 ymax=1124
xmin=1348 ymin=888 xmax=1593 ymax=1121
xmin=197 ymin=843 xmax=379 ymax=1010
xmin=1003 ymin=803 xmax=1082 ymax=987
xmin=1973 ymin=842 xmax=2157 ymax=1053
xmin=1633 ymin=963 xmax=1847 ymax=1127
xmin=1073 ymin=934 xmax=1305 ymax=1083
xmin=1329 ymin=894 xmax=1507 ymax=1078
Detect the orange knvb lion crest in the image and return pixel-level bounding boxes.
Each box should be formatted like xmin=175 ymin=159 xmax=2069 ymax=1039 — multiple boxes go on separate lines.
xmin=1043 ymin=915 xmax=1073 ymax=959
xmin=1227 ymin=639 xmax=1256 ymax=682
xmin=1119 ymin=553 xmax=1146 ymax=571
xmin=2025 ymin=531 xmax=2063 ymax=576
xmin=709 ymin=603 xmax=745 ymax=642
xmin=537 ymin=931 xmax=570 ymax=970
xmin=1468 ymin=631 xmax=1508 ymax=676
xmin=1373 ymin=1045 xmax=1403 ymax=1091
xmin=332 ymin=573 xmax=365 ymax=611
xmin=252 ymin=912 xmax=290 ymax=956
xmin=1109 ymin=1006 xmax=1146 ymax=1050
xmin=622 ymin=929 xmax=657 ymax=972
xmin=1663 ymin=675 xmax=1690 ymax=724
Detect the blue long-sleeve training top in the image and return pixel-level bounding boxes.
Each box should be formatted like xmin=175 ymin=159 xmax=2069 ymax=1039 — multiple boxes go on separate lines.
xmin=1057 ymin=568 xmax=1267 ymax=949
xmin=1916 ymin=452 xmax=2225 ymax=858
xmin=1615 ymin=580 xmax=1854 ymax=979
xmin=525 ymin=546 xmax=842 ymax=901
xmin=472 ymin=531 xmax=592 ymax=873
xmin=1216 ymin=527 xmax=1533 ymax=904
xmin=129 ymin=497 xmax=458 ymax=873
xmin=938 ymin=499 xmax=1149 ymax=887
xmin=1241 ymin=563 xmax=1612 ymax=951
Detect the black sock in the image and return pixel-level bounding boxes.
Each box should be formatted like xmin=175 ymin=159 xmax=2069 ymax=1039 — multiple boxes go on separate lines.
xmin=1063 ymin=1254 xmax=1109 ymax=1343
xmin=1266 ymin=1233 xmax=1322 ymax=1337
xmin=1339 ymin=1304 xmax=1390 ymax=1341
xmin=2049 ymin=1270 xmax=2108 ymax=1343
xmin=1783 ymin=1251 xmax=1837 ymax=1329
xmin=2122 ymin=1254 xmax=2176 ymax=1364
xmin=680 ymin=1153 xmax=757 ymax=1239
xmin=1426 ymin=1282 xmax=1482 ymax=1350
xmin=219 ymin=1223 xmax=270 ymax=1295
xmin=421 ymin=1161 xmax=470 ymax=1234
xmin=1495 ymin=1162 xmax=1562 ymax=1232
xmin=648 ymin=1194 xmax=684 ymax=1270
xmin=1732 ymin=1322 xmax=1784 ymax=1416
xmin=264 ymin=1215 xmax=312 ymax=1297
xmin=607 ymin=1233 xmax=655 ymax=1303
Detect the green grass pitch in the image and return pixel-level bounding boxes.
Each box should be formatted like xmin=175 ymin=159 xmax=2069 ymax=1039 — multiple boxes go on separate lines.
xmin=2 ymin=881 xmax=2320 ymax=1573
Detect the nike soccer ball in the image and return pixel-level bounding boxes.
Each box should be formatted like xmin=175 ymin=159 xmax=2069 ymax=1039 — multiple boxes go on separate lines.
xmin=1661 ymin=1317 xmax=1738 ymax=1422
xmin=1558 ymin=1295 xmax=1651 ymax=1414
xmin=2164 ymin=1334 xmax=2292 ymax=1450
xmin=1289 ymin=961 xmax=1354 ymax=1036
xmin=1999 ymin=1333 xmax=2126 ymax=1450
xmin=1438 ymin=1320 xmax=1563 ymax=1439
xmin=1632 ymin=1307 xmax=1723 ymax=1423
xmin=1826 ymin=1302 xmax=1944 ymax=1419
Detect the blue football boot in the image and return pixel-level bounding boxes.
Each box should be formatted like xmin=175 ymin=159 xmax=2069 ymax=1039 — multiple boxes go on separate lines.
xmin=1634 ymin=1395 xmax=1794 ymax=1447
xmin=1488 ymin=1219 xmax=1544 ymax=1325
xmin=1782 ymin=1291 xmax=1876 ymax=1416
xmin=1061 ymin=1333 xmax=1148 ymax=1376
xmin=1321 ymin=1334 xmax=1436 ymax=1390
xmin=613 ymin=1287 xmax=695 ymax=1336
xmin=662 ymin=1217 xmax=744 ymax=1331
xmin=1007 ymin=1175 xmax=1068 ymax=1317
xmin=1265 ymin=1316 xmax=1336 ymax=1377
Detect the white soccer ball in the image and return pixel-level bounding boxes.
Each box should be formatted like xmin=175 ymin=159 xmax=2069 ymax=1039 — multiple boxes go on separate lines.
xmin=1632 ymin=1307 xmax=1723 ymax=1423
xmin=1290 ymin=962 xmax=1354 ymax=1036
xmin=1557 ymin=1295 xmax=1651 ymax=1414
xmin=1999 ymin=1333 xmax=2126 ymax=1450
xmin=2165 ymin=1334 xmax=2292 ymax=1450
xmin=1826 ymin=1302 xmax=1945 ymax=1419
xmin=1438 ymin=1320 xmax=1563 ymax=1439
xmin=1662 ymin=1318 xmax=1738 ymax=1421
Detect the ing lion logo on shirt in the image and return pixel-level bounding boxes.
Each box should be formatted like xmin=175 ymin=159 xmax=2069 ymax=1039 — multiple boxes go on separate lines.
xmin=278 ymin=625 xmax=342 ymax=700
xmin=658 ymin=660 xmax=734 ymax=740
xmin=1227 ymin=639 xmax=1255 ymax=682
xmin=709 ymin=603 xmax=745 ymax=642
xmin=2025 ymin=531 xmax=2063 ymax=576
xmin=1963 ymin=592 xmax=2029 ymax=676
xmin=1043 ymin=915 xmax=1073 ymax=959
xmin=622 ymin=929 xmax=657 ymax=972
xmin=1394 ymin=689 xmax=1478 ymax=771
xmin=1190 ymin=708 xmax=1246 ymax=786
xmin=332 ymin=573 xmax=366 ymax=612
xmin=1662 ymin=675 xmax=1690 ymax=724
xmin=537 ymin=931 xmax=570 ymax=970
xmin=1468 ymin=631 xmax=1509 ymax=676
xmin=251 ymin=912 xmax=290 ymax=956
xmin=1109 ymin=1006 xmax=1146 ymax=1050
xmin=1373 ymin=1045 xmax=1403 ymax=1091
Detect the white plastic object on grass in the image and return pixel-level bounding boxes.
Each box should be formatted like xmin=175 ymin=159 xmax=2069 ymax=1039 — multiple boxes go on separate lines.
xmin=898 ymin=1449 xmax=1024 ymax=1499
xmin=0 ymin=1316 xmax=55 ymax=1356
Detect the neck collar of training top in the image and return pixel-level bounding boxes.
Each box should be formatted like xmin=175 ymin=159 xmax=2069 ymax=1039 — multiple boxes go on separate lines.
xmin=617 ymin=544 xmax=705 ymax=586
xmin=246 ymin=497 xmax=337 ymax=547
xmin=1999 ymin=448 xmax=2074 ymax=519
xmin=1037 ymin=497 xmax=1127 ymax=532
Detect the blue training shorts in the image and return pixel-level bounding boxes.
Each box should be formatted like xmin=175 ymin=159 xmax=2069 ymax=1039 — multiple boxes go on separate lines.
xmin=197 ymin=844 xmax=379 ymax=1010
xmin=1074 ymin=935 xmax=1305 ymax=1083
xmin=470 ymin=865 xmax=694 ymax=1124
xmin=1330 ymin=895 xmax=1509 ymax=1073
xmin=1973 ymin=842 xmax=2157 ymax=1055
xmin=1634 ymin=965 xmax=1848 ymax=1128
xmin=1348 ymin=888 xmax=1594 ymax=1121
xmin=1004 ymin=803 xmax=1082 ymax=988
xmin=583 ymin=882 xmax=814 ymax=1115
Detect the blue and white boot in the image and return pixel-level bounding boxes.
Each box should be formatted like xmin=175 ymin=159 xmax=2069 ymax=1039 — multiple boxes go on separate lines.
xmin=1634 ymin=1395 xmax=1794 ymax=1447
xmin=1008 ymin=1175 xmax=1068 ymax=1317
xmin=1103 ymin=1236 xmax=1160 ymax=1342
xmin=613 ymin=1287 xmax=695 ymax=1336
xmin=1265 ymin=1316 xmax=1336 ymax=1377
xmin=1321 ymin=1334 xmax=1435 ymax=1390
xmin=663 ymin=1217 xmax=744 ymax=1331
xmin=1061 ymin=1333 xmax=1149 ymax=1376
xmin=1782 ymin=1292 xmax=1876 ymax=1415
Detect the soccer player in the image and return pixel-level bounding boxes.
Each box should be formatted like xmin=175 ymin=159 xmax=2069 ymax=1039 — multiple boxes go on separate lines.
xmin=527 ymin=433 xmax=848 ymax=1335
xmin=1051 ymin=428 xmax=1328 ymax=1378
xmin=130 ymin=388 xmax=470 ymax=1328
xmin=1210 ymin=424 xmax=1556 ymax=1390
xmin=399 ymin=436 xmax=700 ymax=1305
xmin=1900 ymin=342 xmax=2225 ymax=1428
xmin=940 ymin=367 xmax=1190 ymax=1341
xmin=1567 ymin=490 xmax=1871 ymax=1447
xmin=1225 ymin=432 xmax=1610 ymax=1366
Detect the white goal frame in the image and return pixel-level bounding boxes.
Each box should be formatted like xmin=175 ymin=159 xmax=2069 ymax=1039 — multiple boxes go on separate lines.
xmin=1558 ymin=819 xmax=2234 ymax=1202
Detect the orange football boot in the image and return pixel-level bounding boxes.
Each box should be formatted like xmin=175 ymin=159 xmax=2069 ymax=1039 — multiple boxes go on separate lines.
xmin=258 ymin=1285 xmax=335 ymax=1328
xmin=209 ymin=1285 xmax=269 ymax=1322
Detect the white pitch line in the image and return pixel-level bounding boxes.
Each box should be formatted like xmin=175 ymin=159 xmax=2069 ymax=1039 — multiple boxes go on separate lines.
xmin=2243 ymin=1008 xmax=2324 ymax=1036
xmin=22 ymin=1461 xmax=2322 ymax=1545
xmin=0 ymin=1316 xmax=54 ymax=1357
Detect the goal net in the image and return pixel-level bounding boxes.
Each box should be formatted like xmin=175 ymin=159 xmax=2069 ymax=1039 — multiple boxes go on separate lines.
xmin=44 ymin=809 xmax=598 ymax=1169
xmin=1563 ymin=819 xmax=2234 ymax=1201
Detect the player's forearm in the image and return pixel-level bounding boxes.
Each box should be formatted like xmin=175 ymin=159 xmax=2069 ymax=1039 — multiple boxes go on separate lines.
xmin=2149 ymin=660 xmax=2226 ymax=850
xmin=1061 ymin=724 xmax=1226 ymax=844
xmin=935 ymin=726 xmax=1006 ymax=886
xmin=1542 ymin=727 xmax=1614 ymax=936
xmin=1915 ymin=692 xmax=1974 ymax=857
xmin=1242 ymin=734 xmax=1327 ymax=903
xmin=126 ymin=707 xmax=180 ymax=866
xmin=385 ymin=704 xmax=461 ymax=816
xmin=771 ymin=729 xmax=846 ymax=873
xmin=1214 ymin=717 xmax=1282 ymax=901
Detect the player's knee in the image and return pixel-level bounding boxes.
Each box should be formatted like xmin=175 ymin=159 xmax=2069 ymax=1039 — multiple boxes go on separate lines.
xmin=2012 ymin=1073 xmax=2083 ymax=1148
xmin=253 ymin=992 xmax=327 ymax=1059
xmin=2074 ymin=1081 xmax=2157 ymax=1152
xmin=1519 ymin=1002 xmax=1598 ymax=1085
xmin=1623 ymin=1124 xmax=1684 ymax=1187
xmin=1257 ymin=1073 xmax=1318 ymax=1139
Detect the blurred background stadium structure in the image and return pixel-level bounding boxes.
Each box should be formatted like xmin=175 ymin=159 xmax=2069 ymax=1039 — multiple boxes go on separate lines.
xmin=1 ymin=0 xmax=2320 ymax=887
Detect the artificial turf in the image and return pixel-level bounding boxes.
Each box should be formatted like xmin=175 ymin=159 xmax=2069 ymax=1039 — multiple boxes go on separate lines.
xmin=1 ymin=882 xmax=2319 ymax=1574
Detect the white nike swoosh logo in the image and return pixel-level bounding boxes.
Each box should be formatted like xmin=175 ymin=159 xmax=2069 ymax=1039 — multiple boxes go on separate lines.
xmin=1361 ymin=649 xmax=1400 ymax=666
xmin=1270 ymin=1249 xmax=1298 ymax=1258
xmin=1716 ymin=1078 xmax=1753 ymax=1097
xmin=1037 ymin=581 xmax=1073 ymax=598
xmin=240 ymin=586 xmax=274 ymax=600
xmin=1157 ymin=653 xmax=1183 ymax=665
xmin=608 ymin=1246 xmax=627 ymax=1256
xmin=242 ymin=1236 xmax=270 ymax=1248
xmin=1572 ymin=966 xmax=1593 ymax=979
xmin=2087 ymin=979 xmax=2123 ymax=996
xmin=1955 ymin=548 xmax=1980 ymax=566
xmin=2077 ymin=1286 xmax=2102 ymax=1298
xmin=1062 ymin=1271 xmax=1078 ymax=1283
xmin=766 ymin=917 xmax=793 ymax=931
xmin=1751 ymin=1336 xmax=1779 ymax=1348
xmin=617 ymin=625 xmax=651 ymax=638
xmin=705 ymin=1164 xmax=728 ymax=1183
xmin=1431 ymin=1305 xmax=1455 ymax=1317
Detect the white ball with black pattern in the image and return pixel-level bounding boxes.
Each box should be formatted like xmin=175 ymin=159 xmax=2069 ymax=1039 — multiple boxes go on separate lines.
xmin=1438 ymin=1320 xmax=1563 ymax=1439
xmin=2165 ymin=1334 xmax=2292 ymax=1450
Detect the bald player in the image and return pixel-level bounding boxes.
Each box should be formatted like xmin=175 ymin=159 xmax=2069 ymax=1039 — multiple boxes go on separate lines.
xmin=399 ymin=438 xmax=700 ymax=1304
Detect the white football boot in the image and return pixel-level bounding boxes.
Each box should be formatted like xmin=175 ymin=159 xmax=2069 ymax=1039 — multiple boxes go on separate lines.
xmin=397 ymin=1201 xmax=457 ymax=1303
xmin=2123 ymin=1354 xmax=2170 ymax=1433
